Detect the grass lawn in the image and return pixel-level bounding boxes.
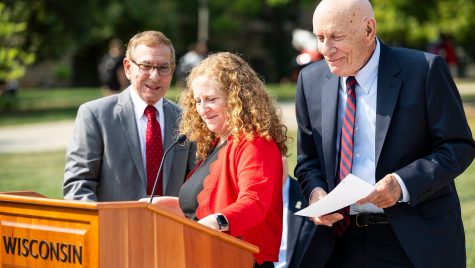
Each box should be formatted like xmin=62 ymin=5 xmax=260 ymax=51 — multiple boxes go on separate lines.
xmin=457 ymin=162 xmax=475 ymax=267
xmin=0 ymin=88 xmax=102 ymax=126
xmin=0 ymin=85 xmax=298 ymax=126
xmin=0 ymin=150 xmax=66 ymax=198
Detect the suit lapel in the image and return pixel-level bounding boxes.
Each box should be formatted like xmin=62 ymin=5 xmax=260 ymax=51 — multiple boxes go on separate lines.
xmin=117 ymin=88 xmax=147 ymax=186
xmin=321 ymin=72 xmax=340 ymax=189
xmin=162 ymin=99 xmax=178 ymax=193
xmin=375 ymin=44 xmax=403 ymax=169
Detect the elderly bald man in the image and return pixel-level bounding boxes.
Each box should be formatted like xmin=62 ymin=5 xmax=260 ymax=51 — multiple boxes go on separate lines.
xmin=294 ymin=0 xmax=475 ymax=267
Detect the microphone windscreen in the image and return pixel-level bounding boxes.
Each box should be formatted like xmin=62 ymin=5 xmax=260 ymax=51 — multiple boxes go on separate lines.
xmin=177 ymin=134 xmax=187 ymax=144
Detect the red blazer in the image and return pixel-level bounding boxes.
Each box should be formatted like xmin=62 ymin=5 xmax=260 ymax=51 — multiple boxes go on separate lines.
xmin=196 ymin=135 xmax=283 ymax=264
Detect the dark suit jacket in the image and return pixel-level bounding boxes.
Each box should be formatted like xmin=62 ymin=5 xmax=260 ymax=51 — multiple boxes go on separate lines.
xmin=295 ymin=41 xmax=475 ymax=268
xmin=285 ymin=177 xmax=316 ymax=268
xmin=64 ymin=87 xmax=196 ymax=201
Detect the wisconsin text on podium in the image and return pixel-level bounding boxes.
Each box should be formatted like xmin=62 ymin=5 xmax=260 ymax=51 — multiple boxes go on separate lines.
xmin=2 ymin=235 xmax=83 ymax=265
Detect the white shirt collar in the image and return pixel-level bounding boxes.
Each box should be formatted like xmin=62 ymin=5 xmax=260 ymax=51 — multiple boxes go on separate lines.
xmin=129 ymin=86 xmax=164 ymax=121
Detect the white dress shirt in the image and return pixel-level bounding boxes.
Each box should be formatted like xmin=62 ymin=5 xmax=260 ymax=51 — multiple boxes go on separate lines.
xmin=336 ymin=40 xmax=409 ymax=214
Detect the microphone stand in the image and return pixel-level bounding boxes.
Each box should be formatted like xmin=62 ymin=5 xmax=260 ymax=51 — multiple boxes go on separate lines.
xmin=149 ymin=134 xmax=187 ymax=203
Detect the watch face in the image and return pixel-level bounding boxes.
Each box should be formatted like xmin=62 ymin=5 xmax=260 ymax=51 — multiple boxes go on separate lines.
xmin=216 ymin=214 xmax=229 ymax=231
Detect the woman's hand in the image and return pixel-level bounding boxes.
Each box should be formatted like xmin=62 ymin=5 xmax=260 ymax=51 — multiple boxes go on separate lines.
xmin=139 ymin=196 xmax=185 ymax=217
xmin=197 ymin=214 xmax=220 ymax=231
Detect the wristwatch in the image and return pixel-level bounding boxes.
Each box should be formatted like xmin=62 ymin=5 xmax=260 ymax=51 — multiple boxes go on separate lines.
xmin=215 ymin=214 xmax=229 ymax=232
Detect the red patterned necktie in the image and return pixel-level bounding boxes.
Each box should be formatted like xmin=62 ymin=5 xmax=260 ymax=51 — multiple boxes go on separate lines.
xmin=144 ymin=105 xmax=164 ymax=196
xmin=334 ymin=76 xmax=357 ymax=236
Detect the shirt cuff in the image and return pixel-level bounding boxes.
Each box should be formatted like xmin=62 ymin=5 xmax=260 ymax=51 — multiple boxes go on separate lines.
xmin=392 ymin=173 xmax=410 ymax=203
xmin=309 ymin=188 xmax=318 ymax=203
xmin=309 ymin=187 xmax=326 ymax=204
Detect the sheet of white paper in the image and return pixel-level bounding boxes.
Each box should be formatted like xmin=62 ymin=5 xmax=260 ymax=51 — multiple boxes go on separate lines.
xmin=295 ymin=174 xmax=374 ymax=217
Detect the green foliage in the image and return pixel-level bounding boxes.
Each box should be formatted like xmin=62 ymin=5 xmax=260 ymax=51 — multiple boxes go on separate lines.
xmin=3 ymin=0 xmax=475 ymax=85
xmin=54 ymin=65 xmax=72 ymax=82
xmin=372 ymin=1 xmax=436 ymax=48
xmin=372 ymin=0 xmax=475 ymax=59
xmin=6 ymin=0 xmax=200 ymax=61
xmin=435 ymin=0 xmax=475 ymax=59
xmin=267 ymin=0 xmax=291 ymax=5
xmin=211 ymin=0 xmax=262 ymax=14
xmin=0 ymin=3 xmax=35 ymax=81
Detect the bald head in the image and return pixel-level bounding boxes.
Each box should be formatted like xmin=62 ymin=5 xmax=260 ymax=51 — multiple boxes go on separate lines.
xmin=314 ymin=0 xmax=374 ymax=25
xmin=312 ymin=0 xmax=376 ymax=76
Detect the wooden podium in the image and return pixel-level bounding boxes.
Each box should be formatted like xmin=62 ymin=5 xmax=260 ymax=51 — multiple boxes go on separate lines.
xmin=0 ymin=192 xmax=258 ymax=267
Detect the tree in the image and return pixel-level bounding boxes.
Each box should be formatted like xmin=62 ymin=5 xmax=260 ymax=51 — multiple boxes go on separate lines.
xmin=10 ymin=0 xmax=307 ymax=84
xmin=368 ymin=0 xmax=475 ymax=61
xmin=7 ymin=0 xmax=475 ymax=86
xmin=0 ymin=2 xmax=35 ymax=81
xmin=8 ymin=0 xmax=201 ymax=86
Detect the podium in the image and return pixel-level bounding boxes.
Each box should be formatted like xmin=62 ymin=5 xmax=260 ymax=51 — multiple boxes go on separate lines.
xmin=0 ymin=192 xmax=258 ymax=267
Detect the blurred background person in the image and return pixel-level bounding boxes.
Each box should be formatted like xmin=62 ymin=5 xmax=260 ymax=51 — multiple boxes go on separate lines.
xmin=98 ymin=38 xmax=129 ymax=95
xmin=147 ymin=52 xmax=288 ymax=267
xmin=175 ymin=41 xmax=208 ymax=105
xmin=176 ymin=41 xmax=208 ymax=87
xmin=64 ymin=31 xmax=196 ymax=202
xmin=275 ymin=157 xmax=316 ymax=268
xmin=429 ymin=33 xmax=458 ymax=76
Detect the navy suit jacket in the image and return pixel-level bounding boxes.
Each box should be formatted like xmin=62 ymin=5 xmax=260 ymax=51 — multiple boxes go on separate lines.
xmin=295 ymin=41 xmax=475 ymax=267
xmin=285 ymin=177 xmax=316 ymax=268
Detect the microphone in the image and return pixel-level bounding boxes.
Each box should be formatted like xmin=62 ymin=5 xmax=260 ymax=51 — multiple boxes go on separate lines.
xmin=149 ymin=134 xmax=188 ymax=203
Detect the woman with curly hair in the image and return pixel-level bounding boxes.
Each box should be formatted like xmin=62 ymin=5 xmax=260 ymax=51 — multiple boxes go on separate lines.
xmin=150 ymin=52 xmax=288 ymax=267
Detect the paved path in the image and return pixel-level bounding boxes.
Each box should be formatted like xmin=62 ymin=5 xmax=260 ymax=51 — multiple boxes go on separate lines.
xmin=1 ymin=80 xmax=474 ymax=154
xmin=458 ymin=82 xmax=475 ymax=94
xmin=0 ymin=120 xmax=74 ymax=153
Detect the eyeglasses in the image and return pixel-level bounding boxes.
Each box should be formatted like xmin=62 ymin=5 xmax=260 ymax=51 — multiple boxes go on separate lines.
xmin=129 ymin=59 xmax=174 ymax=76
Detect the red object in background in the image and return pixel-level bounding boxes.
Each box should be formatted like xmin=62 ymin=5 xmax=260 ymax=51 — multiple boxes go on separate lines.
xmin=290 ymin=49 xmax=323 ymax=82
xmin=296 ymin=49 xmax=323 ymax=65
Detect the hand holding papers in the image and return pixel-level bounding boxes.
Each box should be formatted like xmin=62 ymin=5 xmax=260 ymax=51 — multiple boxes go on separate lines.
xmin=295 ymin=174 xmax=374 ymax=217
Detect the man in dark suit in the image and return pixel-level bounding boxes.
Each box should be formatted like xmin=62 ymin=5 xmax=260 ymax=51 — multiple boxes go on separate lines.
xmin=64 ymin=31 xmax=196 ymax=202
xmin=275 ymin=158 xmax=315 ymax=268
xmin=295 ymin=0 xmax=475 ymax=267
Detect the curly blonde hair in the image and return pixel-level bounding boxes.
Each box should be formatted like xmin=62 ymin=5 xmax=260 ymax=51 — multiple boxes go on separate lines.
xmin=179 ymin=52 xmax=288 ymax=160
